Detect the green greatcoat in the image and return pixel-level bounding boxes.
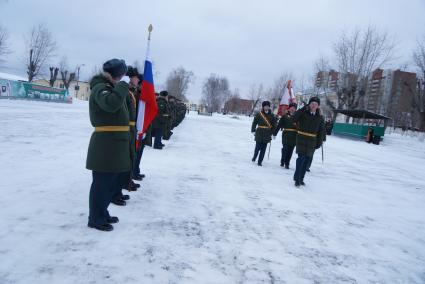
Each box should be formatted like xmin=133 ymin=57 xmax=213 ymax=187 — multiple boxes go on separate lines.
xmin=86 ymin=73 xmax=131 ymax=172
xmin=251 ymin=111 xmax=277 ymax=144
xmin=128 ymin=85 xmax=138 ymax=162
xmin=152 ymin=96 xmax=170 ymax=131
xmin=274 ymin=114 xmax=298 ymax=147
xmin=291 ymin=106 xmax=325 ymax=157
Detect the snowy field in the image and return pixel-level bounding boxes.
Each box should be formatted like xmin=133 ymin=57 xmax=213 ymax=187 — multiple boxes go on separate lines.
xmin=0 ymin=99 xmax=424 ymax=284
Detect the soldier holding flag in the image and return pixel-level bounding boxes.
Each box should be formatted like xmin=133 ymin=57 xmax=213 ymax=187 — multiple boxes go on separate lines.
xmin=274 ymin=102 xmax=298 ymax=169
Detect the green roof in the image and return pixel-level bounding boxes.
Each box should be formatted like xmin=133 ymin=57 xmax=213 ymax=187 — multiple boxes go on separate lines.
xmin=333 ymin=109 xmax=390 ymax=120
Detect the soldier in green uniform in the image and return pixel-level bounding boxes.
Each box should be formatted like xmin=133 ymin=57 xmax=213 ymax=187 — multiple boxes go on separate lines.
xmin=86 ymin=59 xmax=129 ymax=231
xmin=163 ymin=95 xmax=174 ymax=141
xmin=251 ymin=101 xmax=277 ymax=166
xmin=111 ymin=66 xmax=140 ymax=206
xmin=152 ymin=91 xmax=170 ymax=149
xmin=291 ymin=97 xmax=325 ymax=187
xmin=132 ymin=73 xmax=149 ymax=181
xmin=273 ymin=102 xmax=298 ymax=169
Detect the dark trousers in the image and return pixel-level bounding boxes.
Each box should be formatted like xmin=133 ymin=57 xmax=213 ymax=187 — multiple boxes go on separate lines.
xmin=253 ymin=142 xmax=268 ymax=164
xmin=306 ymin=154 xmax=314 ymax=170
xmin=281 ymin=144 xmax=295 ymax=167
xmin=133 ymin=144 xmax=145 ymax=177
xmin=112 ymin=171 xmax=131 ymax=201
xmin=89 ymin=171 xmax=122 ymax=226
xmin=293 ymin=154 xmax=312 ymax=183
xmin=153 ymin=128 xmax=163 ymax=148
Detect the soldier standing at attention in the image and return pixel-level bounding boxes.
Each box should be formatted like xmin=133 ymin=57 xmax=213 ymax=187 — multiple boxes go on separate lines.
xmin=152 ymin=91 xmax=170 ymax=149
xmin=274 ymin=102 xmax=298 ymax=169
xmin=251 ymin=101 xmax=276 ymax=166
xmin=111 ymin=66 xmax=140 ymax=206
xmin=86 ymin=59 xmax=130 ymax=232
xmin=291 ymin=96 xmax=325 ymax=187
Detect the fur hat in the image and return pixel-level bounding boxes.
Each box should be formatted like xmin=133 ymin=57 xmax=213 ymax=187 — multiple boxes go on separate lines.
xmin=126 ymin=66 xmax=139 ymax=78
xmin=288 ymin=102 xmax=298 ymax=109
xmin=262 ymin=101 xmax=271 ymax=107
xmin=308 ymin=96 xmax=320 ymax=106
xmin=103 ymin=59 xmax=127 ymax=78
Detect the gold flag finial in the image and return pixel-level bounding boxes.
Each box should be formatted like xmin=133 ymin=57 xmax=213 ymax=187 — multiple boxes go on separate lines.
xmin=148 ymin=24 xmax=153 ymax=40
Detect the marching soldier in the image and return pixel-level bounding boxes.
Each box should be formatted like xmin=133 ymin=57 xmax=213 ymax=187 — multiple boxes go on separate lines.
xmin=86 ymin=59 xmax=129 ymax=231
xmin=291 ymin=96 xmax=325 ymax=187
xmin=251 ymin=101 xmax=277 ymax=166
xmin=273 ymin=102 xmax=298 ymax=169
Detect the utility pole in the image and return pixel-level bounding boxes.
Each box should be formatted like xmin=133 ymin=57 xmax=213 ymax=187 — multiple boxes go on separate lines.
xmin=75 ymin=64 xmax=85 ymax=99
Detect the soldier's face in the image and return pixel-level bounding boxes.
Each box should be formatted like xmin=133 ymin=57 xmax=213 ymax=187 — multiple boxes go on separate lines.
xmin=309 ymin=102 xmax=319 ymax=112
xmin=289 ymin=106 xmax=296 ymax=114
xmin=263 ymin=105 xmax=270 ymax=112
xmin=130 ymin=76 xmax=140 ymax=86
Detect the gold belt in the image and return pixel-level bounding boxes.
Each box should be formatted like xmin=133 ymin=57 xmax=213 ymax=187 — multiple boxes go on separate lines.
xmin=284 ymin=128 xmax=297 ymax=132
xmin=95 ymin=126 xmax=130 ymax=132
xmin=257 ymin=126 xmax=270 ymax=129
xmin=298 ymin=130 xmax=316 ymax=138
xmin=129 ymin=121 xmax=136 ymax=126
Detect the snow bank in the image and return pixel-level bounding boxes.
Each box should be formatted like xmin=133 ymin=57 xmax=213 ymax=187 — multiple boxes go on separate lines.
xmin=0 ymin=100 xmax=424 ymax=283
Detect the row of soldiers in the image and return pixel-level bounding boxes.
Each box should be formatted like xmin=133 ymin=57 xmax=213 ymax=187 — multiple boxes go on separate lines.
xmin=152 ymin=91 xmax=187 ymax=149
xmin=251 ymin=97 xmax=326 ymax=187
xmin=86 ymin=58 xmax=186 ymax=231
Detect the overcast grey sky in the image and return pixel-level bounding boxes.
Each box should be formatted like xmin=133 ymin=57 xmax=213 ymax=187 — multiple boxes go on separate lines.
xmin=1 ymin=0 xmax=424 ymax=102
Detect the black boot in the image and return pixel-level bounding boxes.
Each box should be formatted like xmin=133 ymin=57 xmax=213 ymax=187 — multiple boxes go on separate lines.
xmin=133 ymin=174 xmax=144 ymax=181
xmin=88 ymin=223 xmax=114 ymax=231
xmin=107 ymin=216 xmax=119 ymax=224
xmin=295 ymin=181 xmax=301 ymax=188
xmin=300 ymin=181 xmax=306 ymax=186
xmin=285 ymin=165 xmax=289 ymax=169
xmin=111 ymin=199 xmax=126 ymax=206
xmin=121 ymin=195 xmax=130 ymax=201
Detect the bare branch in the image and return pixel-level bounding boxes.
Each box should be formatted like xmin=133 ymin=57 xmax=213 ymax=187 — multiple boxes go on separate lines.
xmin=25 ymin=24 xmax=58 ymax=81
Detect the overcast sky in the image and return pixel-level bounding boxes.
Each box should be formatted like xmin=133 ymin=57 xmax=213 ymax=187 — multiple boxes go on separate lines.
xmin=1 ymin=0 xmax=424 ymax=102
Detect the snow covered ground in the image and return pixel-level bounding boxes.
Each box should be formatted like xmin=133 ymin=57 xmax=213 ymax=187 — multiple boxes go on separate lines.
xmin=0 ymin=99 xmax=424 ymax=284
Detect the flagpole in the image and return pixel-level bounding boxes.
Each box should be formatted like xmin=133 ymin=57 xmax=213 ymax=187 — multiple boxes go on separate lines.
xmin=145 ymin=24 xmax=153 ymax=61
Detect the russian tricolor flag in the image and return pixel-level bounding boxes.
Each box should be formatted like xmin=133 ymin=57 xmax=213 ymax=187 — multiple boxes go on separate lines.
xmin=136 ymin=60 xmax=158 ymax=139
xmin=278 ymin=80 xmax=296 ymax=116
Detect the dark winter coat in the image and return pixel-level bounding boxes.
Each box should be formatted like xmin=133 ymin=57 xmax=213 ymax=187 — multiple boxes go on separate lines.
xmin=152 ymin=97 xmax=170 ymax=130
xmin=127 ymin=85 xmax=138 ymax=162
xmin=291 ymin=106 xmax=325 ymax=157
xmin=86 ymin=73 xmax=131 ymax=172
xmin=251 ymin=111 xmax=277 ymax=143
xmin=274 ymin=114 xmax=298 ymax=147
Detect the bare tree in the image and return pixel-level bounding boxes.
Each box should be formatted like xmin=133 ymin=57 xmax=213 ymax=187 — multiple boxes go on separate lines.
xmin=332 ymin=25 xmax=397 ymax=111
xmin=58 ymin=56 xmax=75 ymax=91
xmin=165 ymin=67 xmax=195 ymax=101
xmin=248 ymin=83 xmax=265 ymax=116
xmin=201 ymin=74 xmax=230 ymax=112
xmin=133 ymin=60 xmax=143 ymax=72
xmin=25 ymin=24 xmax=57 ymax=82
xmin=223 ymin=88 xmax=241 ymax=114
xmin=0 ymin=24 xmax=10 ymax=65
xmin=413 ymin=36 xmax=425 ymax=131
xmin=49 ymin=66 xmax=59 ymax=87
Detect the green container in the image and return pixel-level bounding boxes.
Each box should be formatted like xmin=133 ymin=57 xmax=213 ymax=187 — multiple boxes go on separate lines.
xmin=333 ymin=123 xmax=385 ymax=140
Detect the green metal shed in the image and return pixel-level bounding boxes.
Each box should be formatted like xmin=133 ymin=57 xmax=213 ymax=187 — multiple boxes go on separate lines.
xmin=332 ymin=109 xmax=390 ymax=140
